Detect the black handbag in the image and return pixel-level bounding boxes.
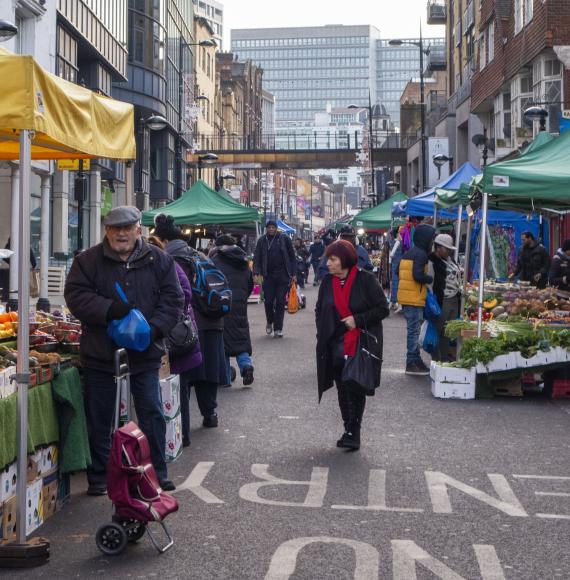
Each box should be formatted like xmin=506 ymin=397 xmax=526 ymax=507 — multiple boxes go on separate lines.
xmin=341 ymin=329 xmax=381 ymax=396
xmin=165 ymin=313 xmax=198 ymax=358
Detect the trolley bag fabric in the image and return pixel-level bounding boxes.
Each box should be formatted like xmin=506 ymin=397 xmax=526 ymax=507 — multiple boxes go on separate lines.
xmin=107 ymin=421 xmax=178 ymax=523
xmin=191 ymin=257 xmax=232 ymax=318
xmin=107 ymin=283 xmax=151 ymax=352
xmin=287 ymin=281 xmax=299 ymax=314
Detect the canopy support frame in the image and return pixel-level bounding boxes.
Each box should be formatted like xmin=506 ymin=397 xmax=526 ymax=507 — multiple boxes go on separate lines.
xmin=476 ymin=193 xmax=489 ymax=337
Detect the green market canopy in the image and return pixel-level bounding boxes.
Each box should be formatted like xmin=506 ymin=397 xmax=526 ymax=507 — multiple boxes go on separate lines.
xmin=478 ymin=129 xmax=570 ymax=212
xmin=142 ymin=180 xmax=260 ymax=226
xmin=351 ymin=191 xmax=408 ymax=230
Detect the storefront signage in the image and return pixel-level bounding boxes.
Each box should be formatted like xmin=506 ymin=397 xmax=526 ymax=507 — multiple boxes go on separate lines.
xmin=560 ymin=111 xmax=570 ymax=134
xmin=56 ymin=159 xmax=91 ymax=171
xmin=492 ymin=175 xmax=510 ymax=187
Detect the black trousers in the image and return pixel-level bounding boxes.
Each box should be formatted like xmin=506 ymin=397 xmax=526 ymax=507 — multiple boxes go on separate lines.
xmin=180 ymin=373 xmax=218 ymax=442
xmin=333 ymin=363 xmax=366 ymax=431
xmin=263 ymin=273 xmax=290 ymax=331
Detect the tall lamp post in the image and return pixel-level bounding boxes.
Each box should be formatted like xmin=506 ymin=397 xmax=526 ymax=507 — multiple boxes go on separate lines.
xmin=389 ymin=30 xmax=428 ymax=192
xmin=524 ymin=105 xmax=548 ymax=132
xmin=348 ymin=91 xmax=376 ymax=205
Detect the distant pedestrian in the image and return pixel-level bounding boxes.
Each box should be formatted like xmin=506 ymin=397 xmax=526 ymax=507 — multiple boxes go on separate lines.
xmin=64 ymin=206 xmax=183 ymax=494
xmin=549 ymin=239 xmax=570 ymax=291
xmin=309 ymin=235 xmax=325 ymax=285
xmin=510 ymin=231 xmax=550 ymax=288
xmin=397 ymin=224 xmax=436 ymax=376
xmin=294 ymin=238 xmax=310 ymax=289
xmin=253 ymin=220 xmax=296 ymax=338
xmin=389 ymin=227 xmax=403 ymax=312
xmin=316 ymin=240 xmax=389 ymax=450
xmin=210 ymin=234 xmax=255 ymax=387
xmin=339 ymin=225 xmax=373 ymax=271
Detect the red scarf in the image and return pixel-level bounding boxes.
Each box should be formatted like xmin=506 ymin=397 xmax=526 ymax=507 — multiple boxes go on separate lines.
xmin=332 ymin=267 xmax=360 ymax=357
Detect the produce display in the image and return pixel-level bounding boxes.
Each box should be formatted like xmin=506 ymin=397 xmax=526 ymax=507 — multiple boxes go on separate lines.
xmin=0 ymin=311 xmax=18 ymax=339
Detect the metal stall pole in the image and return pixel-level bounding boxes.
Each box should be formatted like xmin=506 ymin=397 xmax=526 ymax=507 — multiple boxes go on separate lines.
xmin=460 ymin=213 xmax=473 ymax=315
xmin=433 ymin=206 xmax=438 ymax=229
xmin=476 ymin=193 xmax=489 ymax=337
xmin=454 ymin=204 xmax=463 ymax=263
xmin=15 ymin=130 xmax=32 ymax=545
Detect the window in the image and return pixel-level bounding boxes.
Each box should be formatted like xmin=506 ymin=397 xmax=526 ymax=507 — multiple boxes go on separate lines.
xmin=514 ymin=0 xmax=523 ymax=34
xmin=479 ymin=32 xmax=486 ymax=70
xmin=488 ymin=21 xmax=495 ymax=62
xmin=524 ymin=0 xmax=533 ymax=24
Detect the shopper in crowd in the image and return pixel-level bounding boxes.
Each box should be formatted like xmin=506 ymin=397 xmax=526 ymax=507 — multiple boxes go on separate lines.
xmin=153 ymin=214 xmax=228 ymax=434
xmin=397 ymin=223 xmax=436 ymax=376
xmin=148 ymin=235 xmax=202 ymax=446
xmin=315 ymin=240 xmax=389 ymax=451
xmin=1 ymin=237 xmax=37 ymax=302
xmin=209 ymin=234 xmax=255 ymax=387
xmin=510 ymin=231 xmax=550 ymax=288
xmin=339 ymin=225 xmax=374 ymax=271
xmin=309 ymin=235 xmax=325 ymax=285
xmin=64 ymin=206 xmax=183 ymax=494
xmin=549 ymin=239 xmax=570 ymax=291
xmin=294 ymin=237 xmax=310 ymax=289
xmin=389 ymin=227 xmax=403 ymax=312
xmin=429 ymin=234 xmax=462 ymax=362
xmin=317 ymin=229 xmax=339 ymax=281
xmin=253 ymin=220 xmax=296 ymax=338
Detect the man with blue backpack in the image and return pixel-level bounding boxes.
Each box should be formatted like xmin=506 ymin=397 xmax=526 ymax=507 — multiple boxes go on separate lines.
xmin=253 ymin=220 xmax=297 ymax=338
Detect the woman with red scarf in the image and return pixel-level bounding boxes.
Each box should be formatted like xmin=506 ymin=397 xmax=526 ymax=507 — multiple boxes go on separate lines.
xmin=315 ymin=240 xmax=389 ymax=450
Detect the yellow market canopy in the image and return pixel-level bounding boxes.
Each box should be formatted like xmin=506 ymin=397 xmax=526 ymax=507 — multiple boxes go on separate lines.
xmin=0 ymin=47 xmax=135 ymax=160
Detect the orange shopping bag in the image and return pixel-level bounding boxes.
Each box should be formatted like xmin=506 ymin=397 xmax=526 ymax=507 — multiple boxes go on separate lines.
xmin=287 ymin=281 xmax=299 ymax=314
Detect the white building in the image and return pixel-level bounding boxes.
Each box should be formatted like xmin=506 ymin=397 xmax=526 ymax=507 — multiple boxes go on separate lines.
xmin=192 ymin=0 xmax=224 ymax=47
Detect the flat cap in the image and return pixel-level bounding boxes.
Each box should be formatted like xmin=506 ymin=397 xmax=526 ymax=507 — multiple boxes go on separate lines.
xmin=103 ymin=205 xmax=141 ymax=227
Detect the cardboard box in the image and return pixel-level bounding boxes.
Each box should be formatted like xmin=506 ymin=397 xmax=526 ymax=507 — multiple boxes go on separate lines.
xmin=476 ymin=353 xmax=519 ymax=373
xmin=431 ymin=379 xmax=475 ymax=400
xmin=27 ymin=451 xmax=42 ymax=483
xmin=42 ymin=479 xmax=58 ymax=522
xmin=1 ymin=496 xmax=16 ymax=540
xmin=160 ymin=374 xmax=180 ymax=419
xmin=2 ymin=366 xmax=16 ymax=398
xmin=40 ymin=445 xmax=58 ymax=476
xmin=57 ymin=472 xmax=70 ymax=510
xmin=159 ymin=354 xmax=171 ymax=380
xmin=26 ymin=478 xmax=43 ymax=534
xmin=165 ymin=413 xmax=182 ymax=462
xmin=0 ymin=462 xmax=17 ymax=502
xmin=430 ymin=362 xmax=476 ymax=385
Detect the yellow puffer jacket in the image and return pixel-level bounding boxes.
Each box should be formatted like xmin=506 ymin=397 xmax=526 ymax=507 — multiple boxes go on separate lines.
xmin=398 ymin=258 xmax=428 ymax=307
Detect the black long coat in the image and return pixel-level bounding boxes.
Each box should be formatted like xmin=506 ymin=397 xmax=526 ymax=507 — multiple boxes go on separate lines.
xmin=315 ymin=269 xmax=389 ymax=400
xmin=210 ymin=245 xmax=254 ymax=356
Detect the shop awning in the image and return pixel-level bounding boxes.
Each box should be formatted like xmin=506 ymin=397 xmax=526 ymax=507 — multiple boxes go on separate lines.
xmin=0 ymin=47 xmax=135 ymax=160
xmin=276 ymin=220 xmax=295 ymax=234
xmin=142 ymin=180 xmax=260 ymax=226
xmin=352 ymin=191 xmax=408 ymax=230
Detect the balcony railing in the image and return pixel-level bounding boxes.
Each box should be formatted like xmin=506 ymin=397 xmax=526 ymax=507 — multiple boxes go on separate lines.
xmin=427 ymin=0 xmax=446 ymax=25
xmin=462 ymin=1 xmax=474 ymax=34
xmin=426 ymin=46 xmax=447 ymax=72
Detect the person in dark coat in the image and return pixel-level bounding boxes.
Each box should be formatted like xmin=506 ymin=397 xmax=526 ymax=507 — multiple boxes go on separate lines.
xmin=253 ymin=220 xmax=296 ymax=338
xmin=294 ymin=238 xmax=310 ymax=289
xmin=339 ymin=225 xmax=374 ymax=271
xmin=315 ymin=240 xmax=389 ymax=451
xmin=209 ymin=234 xmax=255 ymax=386
xmin=549 ymin=239 xmax=570 ymax=291
xmin=153 ymin=214 xmax=228 ymax=434
xmin=309 ymin=235 xmax=325 ymax=285
xmin=510 ymin=231 xmax=551 ymax=288
xmin=64 ymin=206 xmax=183 ymax=494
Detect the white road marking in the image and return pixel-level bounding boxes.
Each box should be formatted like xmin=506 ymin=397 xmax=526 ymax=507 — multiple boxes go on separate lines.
xmin=173 ymin=461 xmax=224 ymax=504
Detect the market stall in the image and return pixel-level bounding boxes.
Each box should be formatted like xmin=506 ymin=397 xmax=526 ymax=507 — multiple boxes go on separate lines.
xmin=0 ymin=46 xmax=135 ymax=558
xmin=352 ymin=191 xmax=408 ymax=231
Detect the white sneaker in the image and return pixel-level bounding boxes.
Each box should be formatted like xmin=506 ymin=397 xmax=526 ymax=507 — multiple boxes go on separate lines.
xmin=275 ymin=330 xmax=283 ymax=338
xmin=266 ymin=324 xmax=273 ymax=335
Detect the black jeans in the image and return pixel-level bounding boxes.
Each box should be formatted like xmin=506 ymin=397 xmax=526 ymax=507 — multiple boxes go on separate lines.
xmin=84 ymin=368 xmax=167 ymax=485
xmin=332 ymin=344 xmax=366 ymax=431
xmin=180 ymin=373 xmax=218 ymax=442
xmin=263 ymin=272 xmax=290 ymax=331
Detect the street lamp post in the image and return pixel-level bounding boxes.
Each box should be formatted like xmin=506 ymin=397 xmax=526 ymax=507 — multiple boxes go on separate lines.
xmin=389 ymin=30 xmax=428 ymax=192
xmin=197 ymin=152 xmax=218 ymax=180
xmin=524 ymin=105 xmax=549 ymax=132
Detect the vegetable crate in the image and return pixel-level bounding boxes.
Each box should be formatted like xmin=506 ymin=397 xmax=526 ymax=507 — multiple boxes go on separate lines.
xmin=551 ymin=380 xmax=570 ymax=399
xmin=430 ymin=362 xmax=476 ymax=400
xmin=476 ymin=353 xmax=519 ymax=374
xmin=493 ymin=377 xmax=523 ymax=397
xmin=431 ymin=380 xmax=475 ymax=400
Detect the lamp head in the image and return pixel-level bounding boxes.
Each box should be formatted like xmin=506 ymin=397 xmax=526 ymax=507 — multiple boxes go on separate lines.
xmin=388 ymin=39 xmax=404 ymax=46
xmin=145 ymin=115 xmax=168 ymax=131
xmin=0 ymin=20 xmax=17 ymax=41
xmin=199 ymin=39 xmax=217 ymax=47
xmin=433 ymin=153 xmax=453 ymax=168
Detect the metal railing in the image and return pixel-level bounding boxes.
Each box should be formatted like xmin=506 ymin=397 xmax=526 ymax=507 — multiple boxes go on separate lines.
xmin=193 ymin=130 xmax=416 ymax=152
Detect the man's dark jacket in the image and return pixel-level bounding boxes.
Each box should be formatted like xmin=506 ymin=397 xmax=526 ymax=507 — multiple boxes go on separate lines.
xmin=514 ymin=241 xmax=551 ymax=288
xmin=210 ymin=244 xmax=254 ymax=356
xmin=549 ymin=249 xmax=570 ymax=291
xmin=309 ymin=241 xmax=324 ymax=264
xmin=64 ymin=238 xmax=184 ymax=373
xmin=253 ymin=232 xmax=296 ymax=278
xmin=429 ymin=254 xmax=447 ymax=307
xmin=315 ymin=269 xmax=389 ymax=401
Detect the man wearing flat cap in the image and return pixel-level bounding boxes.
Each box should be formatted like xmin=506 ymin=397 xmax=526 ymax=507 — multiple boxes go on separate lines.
xmin=253 ymin=220 xmax=296 ymax=338
xmin=65 ymin=206 xmax=184 ymax=494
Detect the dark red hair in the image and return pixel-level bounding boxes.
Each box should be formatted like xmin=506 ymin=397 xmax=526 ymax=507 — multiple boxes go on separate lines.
xmin=325 ymin=240 xmax=358 ymax=269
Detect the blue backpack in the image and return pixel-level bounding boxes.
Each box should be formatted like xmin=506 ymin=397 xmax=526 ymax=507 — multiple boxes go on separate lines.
xmin=191 ymin=256 xmax=232 ymax=318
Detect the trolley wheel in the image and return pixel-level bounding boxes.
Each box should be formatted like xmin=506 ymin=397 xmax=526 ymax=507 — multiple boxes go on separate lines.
xmin=120 ymin=519 xmax=147 ymax=543
xmin=95 ymin=522 xmax=128 ymax=556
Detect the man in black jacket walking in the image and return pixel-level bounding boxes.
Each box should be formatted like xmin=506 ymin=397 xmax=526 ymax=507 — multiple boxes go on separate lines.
xmin=64 ymin=206 xmax=183 ymax=495
xmin=253 ymin=221 xmax=296 ymax=338
xmin=510 ymin=231 xmax=550 ymax=288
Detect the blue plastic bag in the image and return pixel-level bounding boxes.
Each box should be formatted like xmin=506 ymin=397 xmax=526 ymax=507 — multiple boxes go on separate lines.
xmin=423 ymin=289 xmax=442 ymax=322
xmin=107 ymin=283 xmax=151 ymax=352
xmin=419 ymin=320 xmax=439 ymax=354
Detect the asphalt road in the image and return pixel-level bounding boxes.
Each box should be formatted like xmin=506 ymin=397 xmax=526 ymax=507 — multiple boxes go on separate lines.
xmin=13 ymin=282 xmax=570 ymax=579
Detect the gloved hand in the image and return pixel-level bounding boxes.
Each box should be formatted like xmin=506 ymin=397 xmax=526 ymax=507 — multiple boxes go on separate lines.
xmin=106 ymin=301 xmax=133 ymax=321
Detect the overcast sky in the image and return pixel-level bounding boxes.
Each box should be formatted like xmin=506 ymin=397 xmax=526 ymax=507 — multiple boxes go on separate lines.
xmin=223 ymin=0 xmax=444 ymax=48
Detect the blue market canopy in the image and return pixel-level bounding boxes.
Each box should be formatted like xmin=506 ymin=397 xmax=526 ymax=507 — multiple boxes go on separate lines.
xmin=276 ymin=220 xmax=295 ymax=234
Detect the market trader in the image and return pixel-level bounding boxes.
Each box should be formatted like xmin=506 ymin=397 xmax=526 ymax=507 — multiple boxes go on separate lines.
xmin=253 ymin=220 xmax=296 ymax=338
xmin=510 ymin=231 xmax=551 ymax=288
xmin=64 ymin=206 xmax=184 ymax=495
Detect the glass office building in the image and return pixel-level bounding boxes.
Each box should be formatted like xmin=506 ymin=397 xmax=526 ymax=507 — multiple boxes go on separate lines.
xmin=231 ymin=25 xmax=381 ymax=128
xmin=376 ymin=37 xmax=445 ymax=131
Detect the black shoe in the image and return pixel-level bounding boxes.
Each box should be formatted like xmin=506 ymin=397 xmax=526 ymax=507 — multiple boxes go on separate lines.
xmin=160 ymin=479 xmax=176 ymax=492
xmin=219 ymin=383 xmax=232 ymax=388
xmin=405 ymin=361 xmax=430 ymax=376
xmin=336 ymin=431 xmax=360 ymax=450
xmin=87 ymin=484 xmax=107 ymax=496
xmin=183 ymin=438 xmax=191 ymax=448
xmin=242 ymin=366 xmax=254 ymax=386
xmin=230 ymin=366 xmax=237 ymax=382
xmin=203 ymin=414 xmax=219 ymax=428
